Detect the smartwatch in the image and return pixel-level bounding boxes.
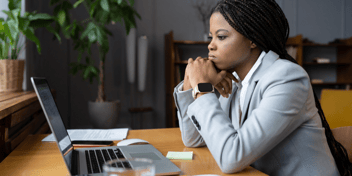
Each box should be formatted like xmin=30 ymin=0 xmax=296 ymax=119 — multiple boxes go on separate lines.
xmin=192 ymin=83 xmax=214 ymax=99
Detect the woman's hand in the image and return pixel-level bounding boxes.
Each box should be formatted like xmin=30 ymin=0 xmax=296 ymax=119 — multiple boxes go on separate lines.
xmin=185 ymin=57 xmax=237 ymax=98
xmin=214 ymin=72 xmax=237 ymax=98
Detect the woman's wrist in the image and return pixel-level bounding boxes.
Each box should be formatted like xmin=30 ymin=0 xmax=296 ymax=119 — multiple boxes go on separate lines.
xmin=183 ymin=76 xmax=192 ymax=91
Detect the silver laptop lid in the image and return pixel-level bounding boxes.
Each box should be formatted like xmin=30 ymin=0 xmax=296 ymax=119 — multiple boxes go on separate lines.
xmin=31 ymin=77 xmax=74 ymax=173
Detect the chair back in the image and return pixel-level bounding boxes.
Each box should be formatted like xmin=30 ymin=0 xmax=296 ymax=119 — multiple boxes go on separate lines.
xmin=331 ymin=126 xmax=352 ymax=163
xmin=320 ymin=89 xmax=352 ymax=129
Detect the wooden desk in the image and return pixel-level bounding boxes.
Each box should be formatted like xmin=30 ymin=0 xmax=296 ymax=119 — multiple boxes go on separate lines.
xmin=0 ymin=128 xmax=267 ymax=176
xmin=0 ymin=91 xmax=51 ymax=162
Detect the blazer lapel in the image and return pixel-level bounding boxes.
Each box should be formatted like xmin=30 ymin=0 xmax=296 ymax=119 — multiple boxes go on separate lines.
xmin=220 ymin=84 xmax=238 ymax=117
xmin=219 ymin=82 xmax=240 ymax=129
xmin=240 ymin=81 xmax=258 ymax=125
xmin=240 ymin=51 xmax=279 ymax=126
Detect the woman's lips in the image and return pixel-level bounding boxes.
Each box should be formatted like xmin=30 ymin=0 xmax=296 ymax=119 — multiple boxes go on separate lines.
xmin=208 ymin=55 xmax=217 ymax=60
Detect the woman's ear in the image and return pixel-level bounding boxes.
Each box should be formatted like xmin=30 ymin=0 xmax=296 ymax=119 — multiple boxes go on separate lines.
xmin=250 ymin=41 xmax=257 ymax=49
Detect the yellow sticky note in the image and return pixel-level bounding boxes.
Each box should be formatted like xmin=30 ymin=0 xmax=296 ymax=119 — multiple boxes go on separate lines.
xmin=166 ymin=151 xmax=193 ymax=160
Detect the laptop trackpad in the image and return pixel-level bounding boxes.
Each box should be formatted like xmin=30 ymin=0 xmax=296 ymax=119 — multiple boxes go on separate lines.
xmin=129 ymin=152 xmax=161 ymax=160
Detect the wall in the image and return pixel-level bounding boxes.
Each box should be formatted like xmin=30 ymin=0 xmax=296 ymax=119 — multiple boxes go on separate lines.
xmin=26 ymin=0 xmax=352 ymax=129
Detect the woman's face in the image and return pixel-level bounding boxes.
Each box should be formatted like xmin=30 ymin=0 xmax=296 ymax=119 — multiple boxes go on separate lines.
xmin=208 ymin=12 xmax=260 ymax=79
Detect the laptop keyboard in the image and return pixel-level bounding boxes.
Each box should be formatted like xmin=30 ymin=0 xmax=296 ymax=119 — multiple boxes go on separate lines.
xmin=85 ymin=148 xmax=131 ymax=174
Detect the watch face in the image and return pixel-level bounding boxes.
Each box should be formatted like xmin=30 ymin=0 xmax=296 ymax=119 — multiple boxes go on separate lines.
xmin=198 ymin=83 xmax=213 ymax=92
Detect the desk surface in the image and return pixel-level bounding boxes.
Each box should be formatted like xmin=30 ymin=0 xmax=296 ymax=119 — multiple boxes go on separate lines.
xmin=0 ymin=128 xmax=267 ymax=176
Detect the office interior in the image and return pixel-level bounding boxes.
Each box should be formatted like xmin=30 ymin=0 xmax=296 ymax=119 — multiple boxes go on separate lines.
xmin=1 ymin=0 xmax=352 ymax=130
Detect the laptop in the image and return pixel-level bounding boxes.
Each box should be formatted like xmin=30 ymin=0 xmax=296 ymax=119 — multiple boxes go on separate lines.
xmin=31 ymin=77 xmax=181 ymax=176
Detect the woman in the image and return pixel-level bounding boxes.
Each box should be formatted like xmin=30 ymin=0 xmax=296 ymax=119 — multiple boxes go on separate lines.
xmin=173 ymin=0 xmax=351 ymax=175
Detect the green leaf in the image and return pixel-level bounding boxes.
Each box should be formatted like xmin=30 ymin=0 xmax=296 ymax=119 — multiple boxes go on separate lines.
xmin=73 ymin=0 xmax=85 ymax=8
xmin=23 ymin=28 xmax=41 ymax=54
xmin=0 ymin=21 xmax=4 ymax=31
xmin=58 ymin=10 xmax=66 ymax=26
xmin=62 ymin=1 xmax=74 ymax=10
xmin=100 ymin=0 xmax=110 ymax=12
xmin=2 ymin=23 xmax=14 ymax=44
xmin=87 ymin=30 xmax=97 ymax=43
xmin=46 ymin=25 xmax=61 ymax=43
xmin=2 ymin=9 xmax=20 ymax=22
xmin=29 ymin=19 xmax=54 ymax=28
xmin=80 ymin=22 xmax=95 ymax=40
xmin=90 ymin=66 xmax=99 ymax=75
xmin=29 ymin=13 xmax=54 ymax=21
xmin=8 ymin=0 xmax=21 ymax=10
xmin=133 ymin=8 xmax=141 ymax=20
xmin=5 ymin=20 xmax=19 ymax=44
xmin=103 ymin=27 xmax=113 ymax=36
xmin=97 ymin=10 xmax=110 ymax=24
xmin=95 ymin=26 xmax=106 ymax=45
xmin=18 ymin=17 xmax=30 ymax=31
xmin=0 ymin=41 xmax=10 ymax=60
xmin=83 ymin=65 xmax=90 ymax=79
xmin=128 ymin=0 xmax=134 ymax=6
xmin=89 ymin=0 xmax=100 ymax=17
xmin=117 ymin=0 xmax=123 ymax=4
xmin=62 ymin=24 xmax=71 ymax=38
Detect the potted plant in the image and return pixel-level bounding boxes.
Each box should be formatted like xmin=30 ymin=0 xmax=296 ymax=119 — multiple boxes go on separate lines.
xmin=50 ymin=0 xmax=140 ymax=128
xmin=0 ymin=0 xmax=60 ymax=92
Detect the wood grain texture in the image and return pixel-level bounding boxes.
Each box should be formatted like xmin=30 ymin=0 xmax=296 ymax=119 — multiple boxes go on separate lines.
xmin=6 ymin=117 xmax=37 ymax=152
xmin=0 ymin=92 xmax=38 ymax=120
xmin=0 ymin=91 xmax=53 ymax=162
xmin=10 ymin=102 xmax=42 ymax=127
xmin=0 ymin=119 xmax=5 ymax=161
xmin=0 ymin=91 xmax=33 ymax=102
xmin=32 ymin=112 xmax=48 ymax=134
xmin=34 ymin=123 xmax=50 ymax=135
xmin=0 ymin=128 xmax=267 ymax=176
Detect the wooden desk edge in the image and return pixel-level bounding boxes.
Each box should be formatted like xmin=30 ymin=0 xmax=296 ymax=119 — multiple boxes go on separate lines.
xmin=1 ymin=129 xmax=267 ymax=176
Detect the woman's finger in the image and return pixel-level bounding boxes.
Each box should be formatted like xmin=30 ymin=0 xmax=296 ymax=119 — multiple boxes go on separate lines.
xmin=195 ymin=56 xmax=202 ymax=61
xmin=224 ymin=76 xmax=232 ymax=94
xmin=214 ymin=83 xmax=227 ymax=98
xmin=220 ymin=80 xmax=230 ymax=96
xmin=188 ymin=58 xmax=193 ymax=64
xmin=226 ymin=72 xmax=238 ymax=83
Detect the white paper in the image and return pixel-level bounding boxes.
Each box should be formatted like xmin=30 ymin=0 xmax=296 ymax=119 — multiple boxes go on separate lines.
xmin=42 ymin=128 xmax=129 ymax=142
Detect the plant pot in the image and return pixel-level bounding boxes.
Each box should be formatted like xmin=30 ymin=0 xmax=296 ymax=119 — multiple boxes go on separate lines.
xmin=88 ymin=100 xmax=121 ymax=129
xmin=0 ymin=60 xmax=25 ymax=93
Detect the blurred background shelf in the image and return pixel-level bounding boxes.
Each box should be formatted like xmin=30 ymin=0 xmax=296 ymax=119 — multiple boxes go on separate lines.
xmin=165 ymin=31 xmax=352 ymax=128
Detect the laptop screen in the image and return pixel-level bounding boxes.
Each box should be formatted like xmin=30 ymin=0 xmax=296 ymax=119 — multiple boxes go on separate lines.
xmin=31 ymin=78 xmax=73 ymax=171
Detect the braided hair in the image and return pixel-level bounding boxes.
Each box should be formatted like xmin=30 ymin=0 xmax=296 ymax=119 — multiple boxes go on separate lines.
xmin=211 ymin=0 xmax=352 ymax=175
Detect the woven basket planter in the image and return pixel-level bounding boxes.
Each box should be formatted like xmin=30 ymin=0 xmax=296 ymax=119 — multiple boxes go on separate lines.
xmin=0 ymin=60 xmax=25 ymax=93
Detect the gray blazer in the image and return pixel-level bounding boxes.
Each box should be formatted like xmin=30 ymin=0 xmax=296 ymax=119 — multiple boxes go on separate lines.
xmin=173 ymin=51 xmax=339 ymax=176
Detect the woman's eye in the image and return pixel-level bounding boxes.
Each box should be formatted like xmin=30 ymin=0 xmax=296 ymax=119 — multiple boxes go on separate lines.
xmin=207 ymin=36 xmax=213 ymax=40
xmin=218 ymin=36 xmax=227 ymax=40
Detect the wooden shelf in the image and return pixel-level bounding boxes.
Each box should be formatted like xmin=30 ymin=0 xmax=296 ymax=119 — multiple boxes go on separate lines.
xmin=311 ymin=82 xmax=352 ymax=85
xmin=174 ymin=60 xmax=188 ymax=65
xmin=165 ymin=30 xmax=352 ymax=127
xmin=303 ymin=62 xmax=351 ymax=66
xmin=174 ymin=40 xmax=210 ymax=45
xmin=302 ymin=42 xmax=352 ymax=47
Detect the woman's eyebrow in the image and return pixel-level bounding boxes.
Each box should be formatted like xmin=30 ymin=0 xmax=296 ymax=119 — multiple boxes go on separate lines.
xmin=216 ymin=29 xmax=229 ymax=34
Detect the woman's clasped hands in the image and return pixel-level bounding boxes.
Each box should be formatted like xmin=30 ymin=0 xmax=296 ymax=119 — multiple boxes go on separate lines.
xmin=183 ymin=56 xmax=238 ymax=98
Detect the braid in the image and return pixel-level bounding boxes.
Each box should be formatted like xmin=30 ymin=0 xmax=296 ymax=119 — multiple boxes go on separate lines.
xmin=212 ymin=0 xmax=352 ymax=175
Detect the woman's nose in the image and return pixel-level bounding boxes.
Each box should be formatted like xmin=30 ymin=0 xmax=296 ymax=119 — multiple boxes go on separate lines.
xmin=208 ymin=41 xmax=216 ymax=51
